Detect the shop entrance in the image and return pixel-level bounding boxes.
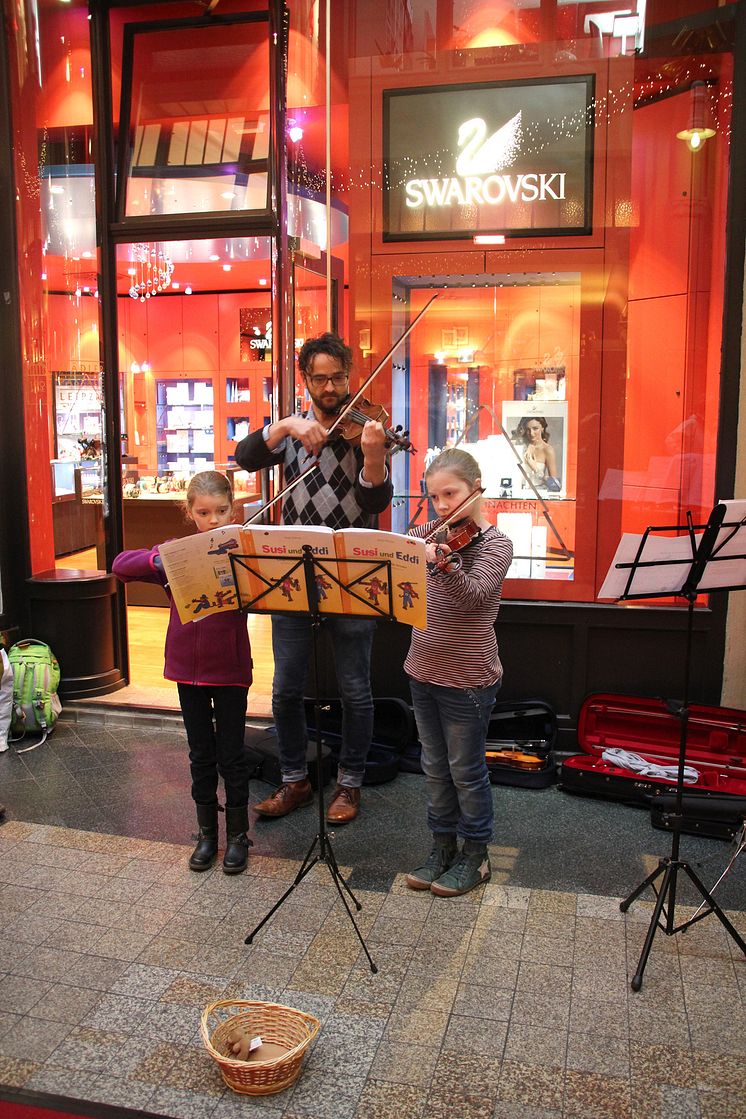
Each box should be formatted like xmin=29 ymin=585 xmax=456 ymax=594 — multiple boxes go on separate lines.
xmin=111 ymin=235 xmax=277 ymax=711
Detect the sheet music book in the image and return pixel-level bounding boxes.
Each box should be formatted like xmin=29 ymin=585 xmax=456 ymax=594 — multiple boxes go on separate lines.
xmin=597 ymin=499 xmax=746 ymax=601
xmin=158 ymin=524 xmax=245 ymax=623
xmin=158 ymin=524 xmax=427 ymax=626
xmin=236 ymin=524 xmax=345 ymax=615
xmin=597 ymin=532 xmax=702 ymax=600
xmin=697 ymin=498 xmax=746 ymax=591
xmin=334 ymin=528 xmax=427 ymax=628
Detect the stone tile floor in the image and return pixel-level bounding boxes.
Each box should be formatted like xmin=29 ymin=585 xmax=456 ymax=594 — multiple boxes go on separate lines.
xmin=1 ymin=714 xmax=745 ymax=1118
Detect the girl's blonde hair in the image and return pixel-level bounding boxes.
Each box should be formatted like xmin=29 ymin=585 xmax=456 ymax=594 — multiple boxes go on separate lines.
xmin=185 ymin=470 xmax=233 ymax=511
xmin=425 ymin=447 xmax=481 ymax=486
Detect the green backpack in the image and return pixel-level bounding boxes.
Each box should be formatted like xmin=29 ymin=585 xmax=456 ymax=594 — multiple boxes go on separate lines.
xmin=9 ymin=639 xmax=62 ymax=752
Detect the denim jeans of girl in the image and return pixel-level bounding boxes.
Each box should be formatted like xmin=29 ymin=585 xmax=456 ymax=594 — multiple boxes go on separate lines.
xmin=271 ymin=614 xmax=376 ymax=788
xmin=409 ymin=678 xmax=501 ymax=844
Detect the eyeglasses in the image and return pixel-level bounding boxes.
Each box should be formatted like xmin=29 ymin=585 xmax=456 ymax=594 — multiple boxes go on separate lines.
xmin=306 ymin=372 xmax=349 ymax=388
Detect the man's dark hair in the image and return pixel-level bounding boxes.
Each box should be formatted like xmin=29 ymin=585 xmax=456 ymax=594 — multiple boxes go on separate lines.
xmin=298 ymin=333 xmax=353 ymax=377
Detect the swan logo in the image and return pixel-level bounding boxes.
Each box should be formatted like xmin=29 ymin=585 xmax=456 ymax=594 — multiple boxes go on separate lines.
xmin=404 ymin=110 xmax=567 ymax=211
xmin=455 ymin=112 xmax=523 ymax=176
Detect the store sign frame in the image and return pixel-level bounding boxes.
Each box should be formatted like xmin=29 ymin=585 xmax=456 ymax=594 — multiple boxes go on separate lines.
xmin=383 ymin=75 xmax=595 ymax=241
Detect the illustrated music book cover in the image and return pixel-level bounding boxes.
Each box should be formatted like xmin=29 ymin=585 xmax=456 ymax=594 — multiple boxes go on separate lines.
xmin=158 ymin=524 xmax=247 ymax=624
xmin=333 ymin=528 xmax=427 ymax=628
xmin=233 ymin=524 xmax=345 ymax=614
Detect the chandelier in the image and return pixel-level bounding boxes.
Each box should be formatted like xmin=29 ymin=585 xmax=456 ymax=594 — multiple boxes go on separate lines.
xmin=128 ymin=243 xmax=175 ymax=301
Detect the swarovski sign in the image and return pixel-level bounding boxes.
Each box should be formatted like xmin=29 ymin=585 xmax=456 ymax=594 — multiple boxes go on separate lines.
xmin=383 ymin=77 xmax=594 ymax=241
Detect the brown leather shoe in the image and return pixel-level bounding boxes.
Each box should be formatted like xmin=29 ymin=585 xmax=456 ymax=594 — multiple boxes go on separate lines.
xmin=254 ymin=779 xmax=313 ymax=818
xmin=326 ymin=785 xmax=361 ymax=824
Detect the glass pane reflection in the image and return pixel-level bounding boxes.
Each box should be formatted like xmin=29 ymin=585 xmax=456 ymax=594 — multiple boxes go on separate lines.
xmin=123 ymin=20 xmax=270 ymax=217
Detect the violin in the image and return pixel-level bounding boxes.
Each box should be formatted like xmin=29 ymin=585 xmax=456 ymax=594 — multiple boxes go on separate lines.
xmin=486 ymin=745 xmax=546 ymax=771
xmin=431 ymin=518 xmax=482 ymax=572
xmin=424 ymin=486 xmax=486 ymax=573
xmin=332 ymin=397 xmax=415 ymax=455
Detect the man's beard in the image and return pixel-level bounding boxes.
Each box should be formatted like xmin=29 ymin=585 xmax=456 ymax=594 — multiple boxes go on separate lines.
xmin=311 ymin=390 xmax=348 ymax=417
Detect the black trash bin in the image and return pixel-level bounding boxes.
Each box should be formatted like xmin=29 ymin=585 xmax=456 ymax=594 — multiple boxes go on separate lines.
xmin=26 ymin=569 xmax=126 ymax=699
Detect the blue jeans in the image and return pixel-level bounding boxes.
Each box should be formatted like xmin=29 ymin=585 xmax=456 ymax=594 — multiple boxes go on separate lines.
xmin=409 ymin=678 xmax=501 ymax=844
xmin=271 ymin=614 xmax=376 ymax=788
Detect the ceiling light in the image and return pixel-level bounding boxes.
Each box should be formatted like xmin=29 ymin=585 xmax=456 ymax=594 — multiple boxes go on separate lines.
xmin=677 ymin=82 xmax=716 ymax=153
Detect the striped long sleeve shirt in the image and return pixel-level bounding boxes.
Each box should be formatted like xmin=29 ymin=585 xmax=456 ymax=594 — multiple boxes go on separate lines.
xmin=404 ymin=521 xmax=513 ymax=689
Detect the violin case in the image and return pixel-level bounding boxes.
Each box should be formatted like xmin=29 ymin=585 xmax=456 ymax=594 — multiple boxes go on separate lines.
xmin=485 ymin=699 xmax=558 ymax=788
xmin=303 ymin=696 xmax=417 ymax=784
xmin=558 ymin=693 xmax=746 ymax=837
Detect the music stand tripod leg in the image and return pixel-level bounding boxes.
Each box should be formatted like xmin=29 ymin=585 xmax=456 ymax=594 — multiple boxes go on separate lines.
xmin=678 ymin=862 xmax=746 ymax=952
xmin=622 ymin=861 xmax=678 ymax=991
xmin=619 ymin=859 xmax=667 ymax=914
xmin=244 ymin=838 xmax=322 ymax=944
xmin=243 ymin=548 xmax=377 ymax=973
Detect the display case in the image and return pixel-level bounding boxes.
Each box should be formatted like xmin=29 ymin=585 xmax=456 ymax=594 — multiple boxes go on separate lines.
xmin=54 ymin=370 xmax=104 ymax=459
xmin=51 ymin=461 xmax=102 ymax=557
xmin=156 ymin=378 xmax=215 ymax=473
xmin=51 ymin=459 xmax=76 ymax=501
xmin=78 ymin=458 xmax=105 ymax=497
xmin=428 ymin=362 xmax=480 ymax=447
xmin=221 ymin=369 xmax=272 ymax=464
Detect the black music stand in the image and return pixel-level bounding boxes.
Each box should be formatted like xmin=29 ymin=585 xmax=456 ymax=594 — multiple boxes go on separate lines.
xmin=230 ymin=545 xmax=397 ymax=975
xmin=605 ymin=502 xmax=746 ymax=990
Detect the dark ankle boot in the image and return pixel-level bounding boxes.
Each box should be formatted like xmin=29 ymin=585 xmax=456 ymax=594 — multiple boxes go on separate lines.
xmin=189 ymin=802 xmax=219 ymax=871
xmin=223 ymin=805 xmax=251 ymax=874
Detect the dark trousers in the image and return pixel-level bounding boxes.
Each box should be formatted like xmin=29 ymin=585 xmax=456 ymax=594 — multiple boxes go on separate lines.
xmin=177 ymin=683 xmax=250 ymax=808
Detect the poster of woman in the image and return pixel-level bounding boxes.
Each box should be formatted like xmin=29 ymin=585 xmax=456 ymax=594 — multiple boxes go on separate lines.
xmin=501 ymin=400 xmax=568 ymax=499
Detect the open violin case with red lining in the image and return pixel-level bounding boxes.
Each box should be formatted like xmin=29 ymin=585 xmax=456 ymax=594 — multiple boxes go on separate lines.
xmin=558 ymin=693 xmax=746 ymax=838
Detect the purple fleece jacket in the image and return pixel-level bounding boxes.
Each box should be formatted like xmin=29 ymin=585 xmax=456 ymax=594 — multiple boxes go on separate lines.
xmin=112 ymin=545 xmax=253 ymax=688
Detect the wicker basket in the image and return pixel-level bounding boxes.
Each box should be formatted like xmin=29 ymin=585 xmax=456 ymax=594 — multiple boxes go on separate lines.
xmin=200 ymin=999 xmax=321 ymax=1096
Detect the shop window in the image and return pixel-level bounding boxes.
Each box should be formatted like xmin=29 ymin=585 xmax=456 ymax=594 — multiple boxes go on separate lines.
xmin=117 ymin=14 xmax=271 ymax=220
xmin=392 ymin=275 xmax=580 ymax=587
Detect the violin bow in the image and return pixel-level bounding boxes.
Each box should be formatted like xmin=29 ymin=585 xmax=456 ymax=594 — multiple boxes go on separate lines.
xmin=424 ymin=486 xmax=486 ymax=542
xmin=243 ymin=461 xmax=321 ymax=526
xmin=324 ymin=292 xmax=439 ymax=439
xmin=244 ymin=293 xmax=439 ymax=527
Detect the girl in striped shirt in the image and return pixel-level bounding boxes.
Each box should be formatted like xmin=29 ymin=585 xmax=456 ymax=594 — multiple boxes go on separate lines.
xmin=405 ymin=448 xmax=513 ymax=897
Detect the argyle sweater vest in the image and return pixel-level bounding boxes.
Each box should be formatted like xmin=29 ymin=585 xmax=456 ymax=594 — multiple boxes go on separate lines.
xmin=234 ymin=414 xmax=392 ymax=529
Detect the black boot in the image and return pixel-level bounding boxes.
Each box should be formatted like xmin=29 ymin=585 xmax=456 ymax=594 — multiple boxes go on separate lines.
xmin=189 ymin=802 xmax=219 ymax=872
xmin=223 ymin=805 xmax=251 ymax=875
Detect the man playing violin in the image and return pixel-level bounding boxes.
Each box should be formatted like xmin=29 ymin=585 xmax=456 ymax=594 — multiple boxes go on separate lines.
xmin=235 ymin=332 xmax=392 ymax=824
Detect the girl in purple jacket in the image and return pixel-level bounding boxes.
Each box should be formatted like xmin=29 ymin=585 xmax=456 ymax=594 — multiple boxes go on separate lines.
xmin=113 ymin=471 xmax=253 ymax=874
